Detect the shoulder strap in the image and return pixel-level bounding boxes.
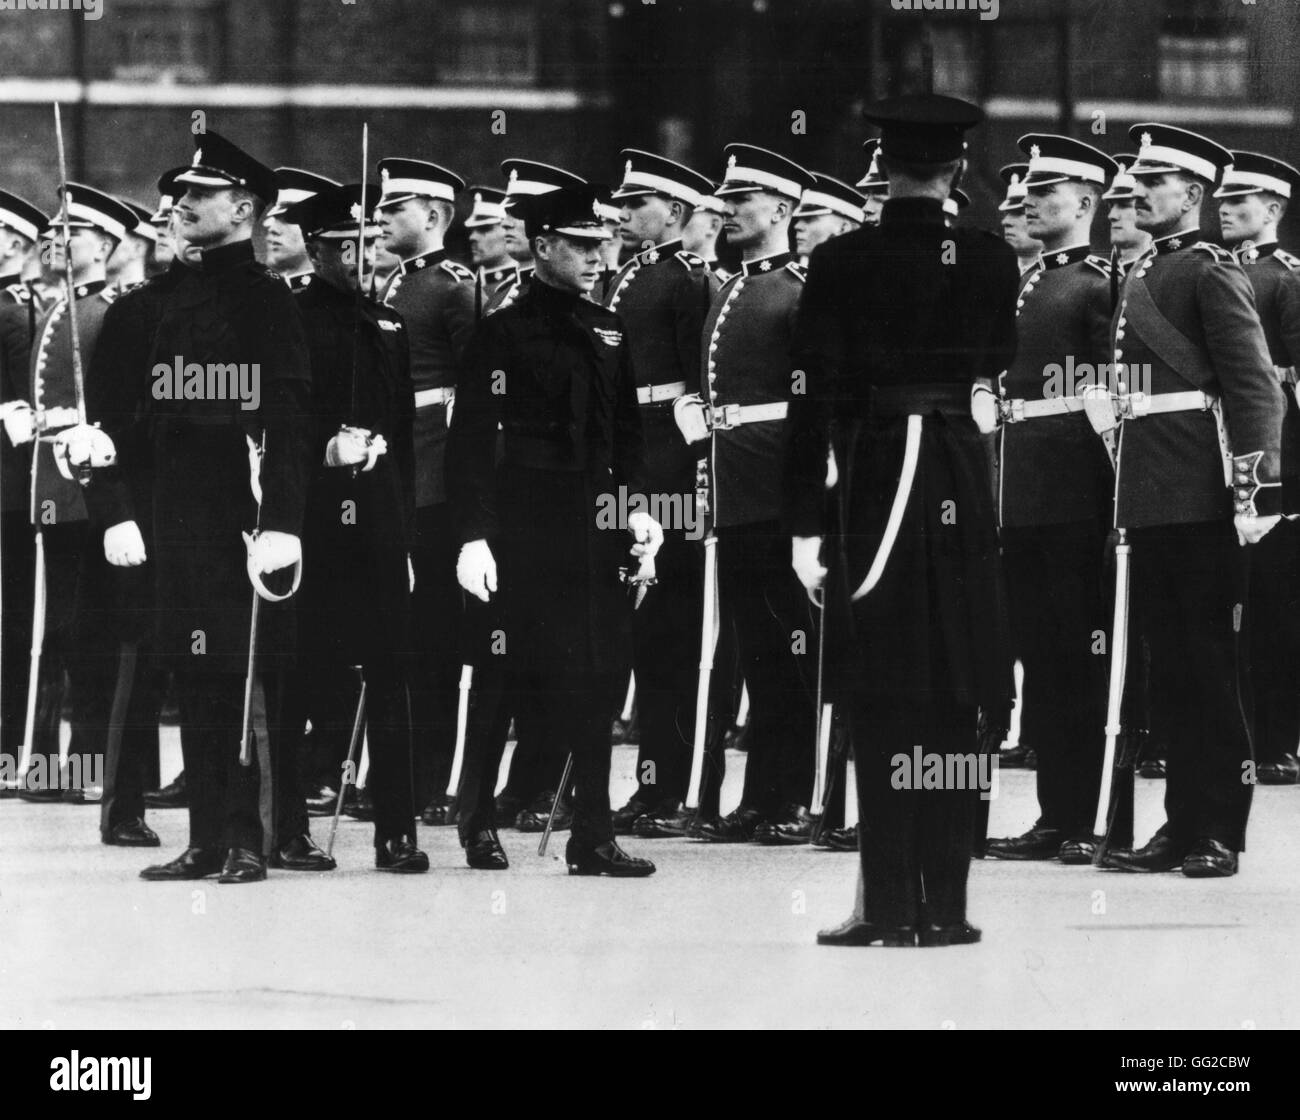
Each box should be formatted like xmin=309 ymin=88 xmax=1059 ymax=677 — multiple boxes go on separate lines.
xmin=1121 ymin=275 xmax=1216 ymax=392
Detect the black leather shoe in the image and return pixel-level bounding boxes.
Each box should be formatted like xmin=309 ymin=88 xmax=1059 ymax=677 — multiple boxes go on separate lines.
xmin=343 ymin=786 xmax=374 ymax=821
xmin=565 ymin=840 xmax=655 ymax=877
xmin=493 ymin=793 xmax=525 ymax=829
xmin=612 ymin=796 xmax=653 ymax=835
xmin=305 ymin=783 xmax=341 ymax=817
xmin=985 ymin=824 xmax=1067 ymax=861
xmin=375 ymin=835 xmax=429 ymax=873
xmin=632 ymin=803 xmax=691 ymax=839
xmin=1257 ymin=753 xmax=1300 ymax=785
xmin=1099 ymin=831 xmax=1186 ymax=872
xmin=999 ymin=743 xmax=1036 ymax=769
xmin=217 ymin=847 xmax=267 ymax=884
xmin=143 ymin=771 xmax=187 ymax=809
xmin=102 ymin=818 xmax=160 ymax=847
xmin=918 ymin=922 xmax=982 ymax=947
xmin=1138 ymin=757 xmax=1166 ymax=779
xmin=62 ymin=787 xmax=101 ymax=804
xmin=1057 ymin=836 xmax=1097 ymax=864
xmin=19 ymin=787 xmax=63 ymax=803
xmin=754 ymin=804 xmax=813 ymax=846
xmin=1182 ymin=838 xmax=1238 ymax=878
xmin=270 ymin=833 xmax=336 ymax=871
xmin=421 ymin=793 xmax=459 ymax=827
xmin=694 ymin=805 xmax=763 ymax=843
xmin=816 ymin=917 xmax=916 ymax=947
xmin=516 ymin=791 xmax=572 ymax=833
xmin=812 ymin=824 xmax=858 ymax=852
xmin=462 ymin=828 xmax=509 ymax=870
xmin=140 ymin=846 xmax=224 ymax=881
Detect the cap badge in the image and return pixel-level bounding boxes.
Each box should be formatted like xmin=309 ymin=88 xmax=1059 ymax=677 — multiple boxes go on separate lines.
xmin=1140 ymin=132 xmax=1153 ymax=149
xmin=508 ymin=169 xmax=519 ymax=185
xmin=192 ymin=149 xmax=203 ymax=166
xmin=1223 ymin=163 xmax=1234 ymax=177
xmin=592 ymin=198 xmax=602 ymax=218
xmin=473 ymin=192 xmax=482 ymax=204
xmin=349 ymin=202 xmax=363 ymax=223
xmin=1029 ymin=144 xmax=1041 ymax=159
xmin=624 ymin=160 xmax=633 ymax=179
xmin=726 ymin=154 xmax=737 ymax=172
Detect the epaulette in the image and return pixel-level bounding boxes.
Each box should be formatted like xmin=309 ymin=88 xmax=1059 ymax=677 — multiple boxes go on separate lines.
xmin=1273 ymin=248 xmax=1300 ymax=272
xmin=440 ymin=259 xmax=474 ymax=282
xmin=1191 ymin=242 xmax=1236 ymax=263
xmin=784 ymin=261 xmax=807 ymax=281
xmin=1083 ymin=253 xmax=1111 ymax=277
xmin=674 ymin=250 xmax=706 ymax=270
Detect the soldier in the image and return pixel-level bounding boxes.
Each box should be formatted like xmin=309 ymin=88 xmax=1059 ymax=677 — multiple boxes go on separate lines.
xmin=0 ymin=189 xmax=46 ymax=784
xmin=673 ymin=144 xmax=820 ymax=845
xmin=788 ymin=94 xmax=1018 ymax=947
xmin=984 ymin=135 xmax=1117 ymax=864
xmin=447 ymin=184 xmax=661 ymax=876
xmin=855 ymin=139 xmax=889 ymax=227
xmin=602 ymin=150 xmax=718 ymax=838
xmin=147 ymin=189 xmax=176 ymax=273
xmin=263 ymin=168 xmax=339 ymax=293
xmin=11 ymin=186 xmax=136 ymax=804
xmin=1214 ymin=151 xmax=1300 ymax=786
xmin=107 ymin=200 xmax=156 ymax=294
xmin=374 ymin=157 xmax=475 ymax=826
xmin=594 ymin=192 xmax=625 ymax=303
xmin=998 ymin=163 xmax=1044 ymax=277
xmin=89 ymin=130 xmax=314 ymax=884
xmin=682 ymin=192 xmax=728 ymax=278
xmin=1096 ymin=124 xmax=1284 ymax=878
xmin=463 ymin=186 xmax=512 ymax=317
xmin=1104 ymin=156 xmax=1153 ymax=270
xmin=278 ymin=182 xmax=427 ymax=871
xmin=792 ymin=174 xmax=866 ymax=264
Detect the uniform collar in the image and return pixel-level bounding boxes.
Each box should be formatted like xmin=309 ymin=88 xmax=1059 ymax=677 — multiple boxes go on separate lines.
xmin=635 ymin=238 xmax=682 ymax=266
xmin=528 ymin=275 xmax=584 ymax=314
xmin=0 ymin=271 xmax=21 ymax=288
xmin=881 ymin=197 xmax=946 ymax=226
xmin=69 ymin=277 xmax=108 ymax=299
xmin=480 ymin=262 xmax=516 ymax=286
xmin=1150 ymin=229 xmax=1199 ymax=256
xmin=399 ymin=247 xmax=448 ymax=276
xmin=1233 ymin=240 xmax=1278 ymax=264
xmin=741 ymin=250 xmax=793 ymax=276
xmin=201 ymin=238 xmax=256 ymax=273
xmin=1042 ymin=243 xmax=1092 ymax=270
xmin=285 ymin=271 xmax=313 ymax=291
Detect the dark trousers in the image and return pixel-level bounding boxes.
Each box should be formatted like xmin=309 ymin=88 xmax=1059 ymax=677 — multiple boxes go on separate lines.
xmin=98 ymin=643 xmax=164 ymax=832
xmin=1 ymin=509 xmax=35 ymax=767
xmin=629 ymin=528 xmax=703 ymax=806
xmin=850 ymin=697 xmax=980 ymax=928
xmin=499 ymin=694 xmax=569 ymax=805
xmin=175 ymin=664 xmax=278 ymax=854
xmin=409 ymin=502 xmax=464 ymax=808
xmin=458 ymin=665 xmax=620 ymax=850
xmin=1130 ymin=520 xmax=1253 ymax=850
xmin=1002 ymin=519 xmax=1108 ymax=835
xmin=1247 ymin=516 xmax=1300 ymax=765
xmin=715 ymin=520 xmax=816 ymax=816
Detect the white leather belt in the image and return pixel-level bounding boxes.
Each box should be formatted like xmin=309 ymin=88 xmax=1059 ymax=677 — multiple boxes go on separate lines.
xmin=36 ymin=406 xmax=79 ymax=431
xmin=637 ymin=381 xmax=686 ymax=405
xmin=1119 ymin=390 xmax=1216 ymax=419
xmin=708 ymin=401 xmax=788 ymax=430
xmin=414 ymin=387 xmax=455 ymax=408
xmin=999 ymin=396 xmax=1083 ymax=423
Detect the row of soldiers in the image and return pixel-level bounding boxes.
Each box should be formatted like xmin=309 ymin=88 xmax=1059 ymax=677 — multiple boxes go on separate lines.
xmin=0 ymin=106 xmax=1295 ymax=915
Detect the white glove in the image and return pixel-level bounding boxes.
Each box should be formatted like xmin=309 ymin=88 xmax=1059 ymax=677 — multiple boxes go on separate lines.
xmin=104 ymin=520 xmax=147 ymax=567
xmin=627 ymin=510 xmax=663 ymax=559
xmin=792 ymin=536 xmax=827 ymax=594
xmin=1235 ymin=513 xmax=1281 ymax=546
xmin=248 ymin=530 xmax=302 ymax=575
xmin=825 ymin=447 xmax=838 ymax=490
xmin=408 ymin=555 xmax=416 ymax=593
xmin=457 ymin=538 xmax=497 ymax=602
xmin=1 ymin=400 xmax=35 ymax=446
xmin=970 ymin=383 xmax=998 ymax=435
xmin=672 ymin=393 xmax=710 ymax=444
xmin=446 ymin=393 xmax=455 ymax=427
xmin=53 ymin=423 xmax=117 ymax=481
xmin=325 ymin=426 xmax=373 ymax=468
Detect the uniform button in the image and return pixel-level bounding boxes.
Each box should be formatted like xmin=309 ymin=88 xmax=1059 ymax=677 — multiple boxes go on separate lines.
xmin=1117 ymin=317 xmax=1127 ymax=327
xmin=1115 ymin=329 xmax=1125 ymax=340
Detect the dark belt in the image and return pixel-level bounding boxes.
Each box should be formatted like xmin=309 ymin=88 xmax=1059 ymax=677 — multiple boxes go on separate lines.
xmin=869 ymin=383 xmax=970 ymax=418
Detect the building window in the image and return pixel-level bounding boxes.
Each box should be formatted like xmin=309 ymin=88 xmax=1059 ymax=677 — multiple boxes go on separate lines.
xmin=437 ymin=1 xmax=540 ymax=86
xmin=107 ymin=1 xmax=223 ymax=84
xmin=1158 ymin=33 xmax=1249 ymax=101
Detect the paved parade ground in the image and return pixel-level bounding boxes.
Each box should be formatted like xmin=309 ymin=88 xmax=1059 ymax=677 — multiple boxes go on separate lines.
xmin=2 ymin=733 xmax=1297 ymax=1031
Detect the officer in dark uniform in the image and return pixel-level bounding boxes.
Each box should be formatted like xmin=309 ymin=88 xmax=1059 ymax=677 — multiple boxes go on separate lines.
xmin=602 ymin=150 xmax=718 ymax=838
xmin=0 ymin=189 xmax=47 ymax=784
xmin=674 ymin=144 xmax=819 ymax=846
xmin=88 ymin=130 xmax=314 ymax=884
xmin=279 ymin=182 xmax=427 ymax=871
xmin=787 ymin=94 xmax=1018 ymax=947
xmin=16 ymin=187 xmax=137 ymax=803
xmin=1097 ymin=124 xmax=1285 ymax=878
xmin=985 ymin=135 xmax=1117 ymax=864
xmin=264 ymin=168 xmax=340 ymax=293
xmin=1214 ymin=151 xmax=1300 ymax=786
xmin=374 ymin=157 xmax=475 ymax=824
xmin=447 ymin=184 xmax=660 ymax=877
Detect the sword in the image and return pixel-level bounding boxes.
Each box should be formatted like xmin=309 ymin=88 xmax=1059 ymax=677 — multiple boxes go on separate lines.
xmin=684 ymin=532 xmax=719 ymax=811
xmin=53 ymin=104 xmax=87 ymax=430
xmin=537 ymin=752 xmax=574 ymax=858
xmin=1093 ymin=528 xmax=1133 ymax=865
xmin=326 ymin=673 xmax=368 ymax=860
xmin=444 ymin=663 xmax=474 ymax=797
